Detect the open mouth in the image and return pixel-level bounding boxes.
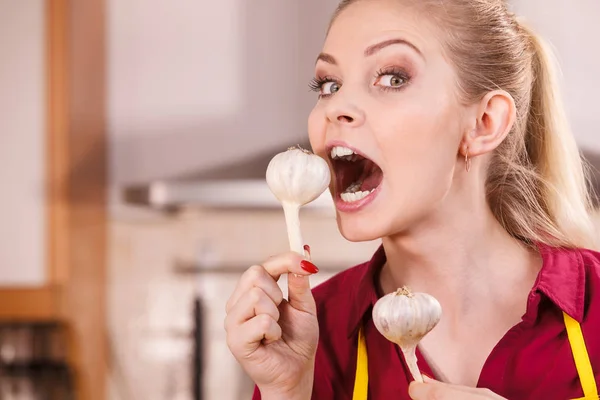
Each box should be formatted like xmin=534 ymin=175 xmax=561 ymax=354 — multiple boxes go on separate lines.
xmin=329 ymin=145 xmax=384 ymax=203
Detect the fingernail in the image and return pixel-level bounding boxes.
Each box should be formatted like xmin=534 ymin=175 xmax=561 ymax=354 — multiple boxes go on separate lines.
xmin=422 ymin=374 xmax=434 ymax=382
xmin=303 ymin=244 xmax=312 ymax=260
xmin=300 ymin=260 xmax=319 ymax=274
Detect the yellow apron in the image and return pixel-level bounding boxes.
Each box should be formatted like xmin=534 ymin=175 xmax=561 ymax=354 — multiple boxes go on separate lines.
xmin=352 ymin=312 xmax=598 ymax=400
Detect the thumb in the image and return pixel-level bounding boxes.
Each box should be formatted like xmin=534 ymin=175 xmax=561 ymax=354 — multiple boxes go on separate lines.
xmin=287 ymin=245 xmax=317 ymax=314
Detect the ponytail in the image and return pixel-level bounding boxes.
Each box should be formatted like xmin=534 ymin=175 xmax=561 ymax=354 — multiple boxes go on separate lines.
xmin=518 ymin=20 xmax=598 ymax=250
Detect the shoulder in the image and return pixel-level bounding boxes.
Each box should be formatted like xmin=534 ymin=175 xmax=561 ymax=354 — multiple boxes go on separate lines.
xmin=579 ymin=247 xmax=600 ymax=272
xmin=550 ymin=246 xmax=600 ymax=320
xmin=542 ymin=245 xmax=600 ymax=297
xmin=571 ymin=248 xmax=600 ymax=366
xmin=560 ymin=245 xmax=600 ymax=284
xmin=579 ymin=247 xmax=600 ymax=300
xmin=539 ymin=244 xmax=600 ymax=277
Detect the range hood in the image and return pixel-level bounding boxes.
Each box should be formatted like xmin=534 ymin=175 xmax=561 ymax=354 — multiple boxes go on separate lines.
xmin=122 ymin=144 xmax=600 ymax=210
xmin=122 ymin=141 xmax=335 ymax=211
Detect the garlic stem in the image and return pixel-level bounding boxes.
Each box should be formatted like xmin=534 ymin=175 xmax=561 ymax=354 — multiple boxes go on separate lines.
xmin=402 ymin=345 xmax=423 ymax=383
xmin=265 ymin=146 xmax=330 ymax=259
xmin=282 ymin=202 xmax=303 ymax=254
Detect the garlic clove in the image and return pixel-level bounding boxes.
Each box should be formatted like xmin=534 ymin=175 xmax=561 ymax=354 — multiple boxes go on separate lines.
xmin=266 ymin=146 xmax=331 ymax=207
xmin=372 ymin=286 xmax=442 ymax=347
xmin=372 ymin=286 xmax=442 ymax=382
xmin=266 ymin=145 xmax=331 ymax=257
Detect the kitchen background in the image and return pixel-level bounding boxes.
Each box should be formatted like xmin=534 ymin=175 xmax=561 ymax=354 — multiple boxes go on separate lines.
xmin=1 ymin=0 xmax=599 ymax=399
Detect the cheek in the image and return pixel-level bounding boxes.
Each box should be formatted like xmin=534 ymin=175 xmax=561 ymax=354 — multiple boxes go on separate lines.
xmin=374 ymin=94 xmax=461 ymax=196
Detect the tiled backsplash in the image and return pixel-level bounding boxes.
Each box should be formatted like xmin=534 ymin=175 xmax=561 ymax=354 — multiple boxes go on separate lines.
xmin=107 ymin=207 xmax=380 ymax=400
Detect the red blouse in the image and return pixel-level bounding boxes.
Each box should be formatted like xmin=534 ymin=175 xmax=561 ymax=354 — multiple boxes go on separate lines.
xmin=252 ymin=244 xmax=600 ymax=399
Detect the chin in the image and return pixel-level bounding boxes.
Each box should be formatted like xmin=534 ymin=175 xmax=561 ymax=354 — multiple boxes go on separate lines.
xmin=335 ymin=213 xmax=387 ymax=243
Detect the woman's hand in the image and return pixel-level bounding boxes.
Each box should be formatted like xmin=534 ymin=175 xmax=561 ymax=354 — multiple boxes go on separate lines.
xmin=224 ymin=249 xmax=319 ymax=400
xmin=409 ymin=377 xmax=507 ymax=400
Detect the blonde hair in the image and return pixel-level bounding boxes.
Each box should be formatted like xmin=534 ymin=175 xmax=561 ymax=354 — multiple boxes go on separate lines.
xmin=331 ymin=0 xmax=599 ymax=250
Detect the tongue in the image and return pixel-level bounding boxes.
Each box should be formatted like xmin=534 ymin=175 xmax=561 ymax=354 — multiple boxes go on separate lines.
xmin=359 ymin=162 xmax=383 ymax=192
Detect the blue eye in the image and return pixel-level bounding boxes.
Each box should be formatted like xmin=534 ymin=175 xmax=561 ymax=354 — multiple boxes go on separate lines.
xmin=309 ymin=76 xmax=341 ymax=98
xmin=322 ymin=81 xmax=341 ymax=95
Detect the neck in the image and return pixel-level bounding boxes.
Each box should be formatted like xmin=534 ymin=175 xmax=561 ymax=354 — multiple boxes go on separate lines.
xmin=379 ymin=194 xmax=541 ymax=325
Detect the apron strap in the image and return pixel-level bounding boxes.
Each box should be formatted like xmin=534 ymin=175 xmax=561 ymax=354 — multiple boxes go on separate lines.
xmin=353 ymin=314 xmax=597 ymax=400
xmin=563 ymin=312 xmax=598 ymax=399
xmin=352 ymin=327 xmax=369 ymax=400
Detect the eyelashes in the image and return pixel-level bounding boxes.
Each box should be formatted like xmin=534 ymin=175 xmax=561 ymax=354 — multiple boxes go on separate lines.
xmin=308 ymin=75 xmax=336 ymax=93
xmin=308 ymin=66 xmax=412 ymax=98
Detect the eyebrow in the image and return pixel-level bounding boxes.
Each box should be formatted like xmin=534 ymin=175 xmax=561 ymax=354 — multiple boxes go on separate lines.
xmin=315 ymin=37 xmax=423 ymax=65
xmin=365 ymin=38 xmax=423 ymax=58
xmin=315 ymin=52 xmax=337 ymax=65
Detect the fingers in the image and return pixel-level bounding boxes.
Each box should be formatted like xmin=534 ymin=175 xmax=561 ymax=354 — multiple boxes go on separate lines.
xmin=261 ymin=251 xmax=315 ymax=279
xmin=287 ymin=261 xmax=317 ymax=314
xmin=224 ymin=249 xmax=320 ymax=360
xmin=409 ymin=378 xmax=505 ymax=400
xmin=226 ymin=251 xmax=319 ymax=314
xmin=288 ymin=245 xmax=318 ymax=313
xmin=225 ymin=286 xmax=280 ymax=332
xmin=225 ymin=286 xmax=283 ymax=359
xmin=227 ymin=314 xmax=282 ymax=359
xmin=303 ymin=244 xmax=311 ymax=261
xmin=409 ymin=381 xmax=450 ymax=400
xmin=226 ymin=264 xmax=284 ymax=314
xmin=409 ymin=380 xmax=465 ymax=400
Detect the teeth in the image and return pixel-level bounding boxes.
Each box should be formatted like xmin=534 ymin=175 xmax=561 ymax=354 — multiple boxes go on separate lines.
xmin=345 ymin=181 xmax=362 ymax=193
xmin=340 ymin=190 xmax=373 ymax=203
xmin=331 ymin=146 xmax=355 ymax=159
xmin=341 ymin=181 xmax=376 ymax=203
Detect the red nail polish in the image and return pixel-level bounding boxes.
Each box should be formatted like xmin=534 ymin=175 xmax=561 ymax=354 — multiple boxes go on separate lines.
xmin=300 ymin=260 xmax=319 ymax=274
xmin=303 ymin=244 xmax=310 ymax=253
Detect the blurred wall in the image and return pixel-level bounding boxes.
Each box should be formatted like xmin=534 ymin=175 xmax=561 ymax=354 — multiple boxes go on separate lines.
xmin=108 ymin=0 xmax=339 ymax=186
xmin=0 ymin=0 xmax=46 ymax=286
xmin=512 ymin=0 xmax=600 ymax=153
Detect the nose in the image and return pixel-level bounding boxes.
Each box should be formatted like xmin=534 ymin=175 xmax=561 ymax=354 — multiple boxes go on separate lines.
xmin=325 ymin=97 xmax=366 ymax=127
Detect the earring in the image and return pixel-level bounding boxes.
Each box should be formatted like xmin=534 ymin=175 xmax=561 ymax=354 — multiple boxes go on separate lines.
xmin=465 ymin=147 xmax=471 ymax=172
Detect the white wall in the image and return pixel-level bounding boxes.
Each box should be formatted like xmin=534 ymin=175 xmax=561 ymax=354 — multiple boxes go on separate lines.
xmin=511 ymin=0 xmax=600 ymax=152
xmin=108 ymin=0 xmax=338 ymax=186
xmin=0 ymin=0 xmax=46 ymax=286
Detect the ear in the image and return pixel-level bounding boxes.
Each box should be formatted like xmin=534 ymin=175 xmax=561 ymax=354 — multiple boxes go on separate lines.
xmin=460 ymin=90 xmax=516 ymax=158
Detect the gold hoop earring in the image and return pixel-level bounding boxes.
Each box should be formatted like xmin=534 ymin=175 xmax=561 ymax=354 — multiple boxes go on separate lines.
xmin=465 ymin=148 xmax=471 ymax=172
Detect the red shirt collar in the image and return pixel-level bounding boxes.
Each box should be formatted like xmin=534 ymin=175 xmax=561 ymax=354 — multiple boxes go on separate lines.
xmin=346 ymin=242 xmax=587 ymax=338
xmin=533 ymin=243 xmax=586 ymax=322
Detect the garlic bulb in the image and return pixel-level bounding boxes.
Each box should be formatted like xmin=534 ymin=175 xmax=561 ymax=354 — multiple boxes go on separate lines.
xmin=372 ymin=286 xmax=442 ymax=383
xmin=266 ymin=145 xmax=330 ymax=254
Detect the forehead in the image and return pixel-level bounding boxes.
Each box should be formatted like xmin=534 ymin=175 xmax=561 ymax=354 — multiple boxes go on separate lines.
xmin=324 ymin=0 xmax=441 ymax=57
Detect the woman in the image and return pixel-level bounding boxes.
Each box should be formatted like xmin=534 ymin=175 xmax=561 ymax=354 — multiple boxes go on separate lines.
xmin=225 ymin=0 xmax=600 ymax=398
